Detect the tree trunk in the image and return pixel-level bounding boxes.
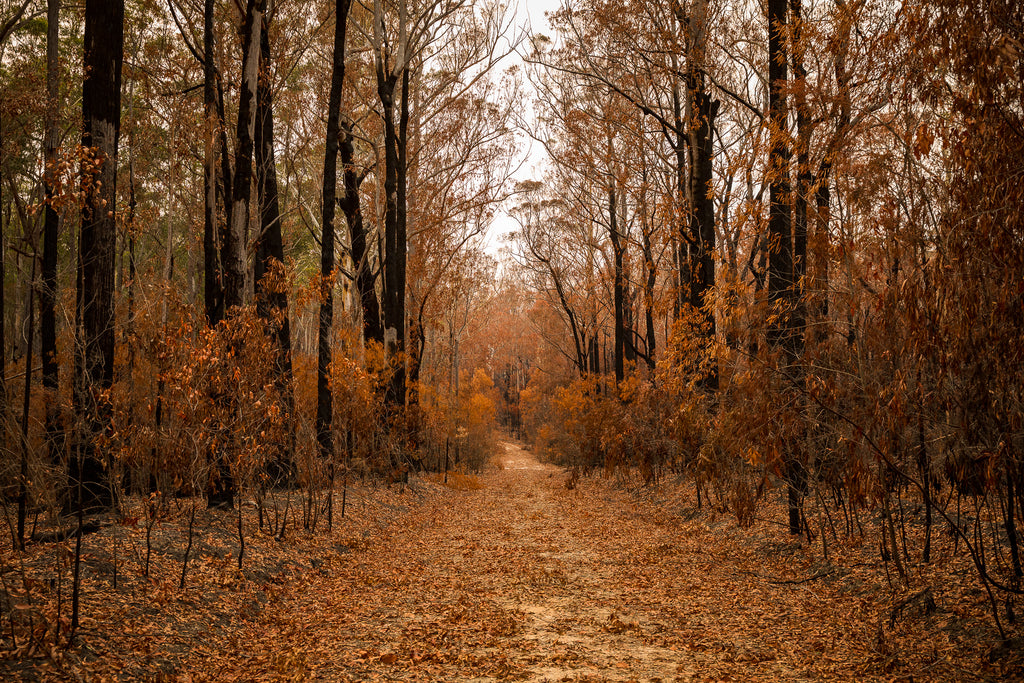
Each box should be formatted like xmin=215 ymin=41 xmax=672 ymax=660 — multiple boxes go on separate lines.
xmin=608 ymin=182 xmax=625 ymax=385
xmin=41 ymin=0 xmax=60 ymax=463
xmin=318 ymin=0 xmax=354 ymax=462
xmin=203 ymin=0 xmax=223 ymax=326
xmin=687 ymin=81 xmax=718 ymax=388
xmin=377 ymin=60 xmax=407 ymax=409
xmin=224 ymin=0 xmax=263 ymax=313
xmin=209 ymin=0 xmax=264 ymax=510
xmin=18 ymin=249 xmax=36 ymax=549
xmin=641 ymin=226 xmax=657 ymax=371
xmin=766 ymin=0 xmax=801 ymax=534
xmin=679 ymin=0 xmax=718 ymax=391
xmin=767 ymin=0 xmax=793 ymax=331
xmin=339 ymin=120 xmax=383 ymax=345
xmin=0 ymin=120 xmax=5 ymax=418
xmin=71 ymin=0 xmax=124 ymax=513
xmin=791 ymin=0 xmax=809 ymax=344
xmin=254 ymin=22 xmax=295 ymax=484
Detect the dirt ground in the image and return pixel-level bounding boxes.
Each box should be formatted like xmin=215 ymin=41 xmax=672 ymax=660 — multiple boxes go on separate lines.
xmin=2 ymin=440 xmax=1021 ymax=681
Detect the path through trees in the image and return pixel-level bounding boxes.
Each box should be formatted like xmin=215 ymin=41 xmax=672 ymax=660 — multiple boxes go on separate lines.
xmin=170 ymin=442 xmax=1000 ymax=681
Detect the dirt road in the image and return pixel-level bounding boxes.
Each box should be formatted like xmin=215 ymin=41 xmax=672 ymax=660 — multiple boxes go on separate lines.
xmin=188 ymin=441 xmax=874 ymax=681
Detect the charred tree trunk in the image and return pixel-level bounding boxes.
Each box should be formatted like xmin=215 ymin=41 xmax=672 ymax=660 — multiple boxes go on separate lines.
xmin=677 ymin=0 xmax=718 ymax=391
xmin=642 ymin=227 xmax=657 ymax=371
xmin=41 ymin=0 xmax=61 ymax=462
xmin=791 ymin=0 xmax=809 ymax=343
xmin=608 ymin=182 xmax=625 ymax=385
xmin=254 ymin=23 xmax=295 ymax=484
xmin=394 ymin=68 xmax=410 ymax=408
xmin=0 ymin=124 xmax=5 ymax=419
xmin=209 ymin=0 xmax=264 ymax=510
xmin=18 ymin=251 xmax=36 ymax=549
xmin=223 ymin=0 xmax=262 ymax=313
xmin=71 ymin=0 xmax=124 ymax=513
xmin=340 ymin=120 xmax=383 ymax=345
xmin=767 ymin=0 xmax=793 ymax=337
xmin=203 ymin=0 xmax=223 ymax=326
xmin=377 ymin=62 xmax=409 ymax=410
xmin=687 ymin=80 xmax=719 ymax=391
xmin=766 ymin=0 xmax=801 ymax=535
xmin=318 ymin=0 xmax=354 ymax=462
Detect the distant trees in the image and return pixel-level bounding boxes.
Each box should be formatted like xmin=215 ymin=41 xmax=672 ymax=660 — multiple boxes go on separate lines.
xmin=0 ymin=0 xmax=516 ymax=527
xmin=507 ymin=0 xmax=1024 ymax=633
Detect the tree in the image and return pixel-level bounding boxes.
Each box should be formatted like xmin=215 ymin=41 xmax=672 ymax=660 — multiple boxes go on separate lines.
xmin=72 ymin=0 xmax=125 ymax=512
xmin=40 ymin=0 xmax=60 ymax=461
xmin=254 ymin=15 xmax=295 ymax=481
xmin=318 ymin=0 xmax=354 ymax=462
xmin=202 ymin=0 xmax=224 ymax=326
xmin=224 ymin=0 xmax=265 ymax=313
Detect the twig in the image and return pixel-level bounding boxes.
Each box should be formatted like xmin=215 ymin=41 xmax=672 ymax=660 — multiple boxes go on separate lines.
xmin=766 ymin=568 xmax=835 ymax=585
xmin=179 ymin=505 xmax=196 ymax=590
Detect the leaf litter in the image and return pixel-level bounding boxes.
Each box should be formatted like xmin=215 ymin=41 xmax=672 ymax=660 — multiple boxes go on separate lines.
xmin=2 ymin=440 xmax=1021 ymax=681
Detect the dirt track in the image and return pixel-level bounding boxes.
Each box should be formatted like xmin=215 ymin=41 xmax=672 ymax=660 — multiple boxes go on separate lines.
xmin=185 ymin=442 xmax=823 ymax=681
xmin=178 ymin=441 xmax=1006 ymax=681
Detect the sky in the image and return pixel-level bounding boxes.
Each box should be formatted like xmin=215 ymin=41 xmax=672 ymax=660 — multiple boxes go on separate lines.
xmin=481 ymin=0 xmax=563 ymax=260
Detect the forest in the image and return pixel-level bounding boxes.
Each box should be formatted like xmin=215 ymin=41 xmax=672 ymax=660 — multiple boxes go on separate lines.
xmin=1 ymin=0 xmax=1022 ymax=679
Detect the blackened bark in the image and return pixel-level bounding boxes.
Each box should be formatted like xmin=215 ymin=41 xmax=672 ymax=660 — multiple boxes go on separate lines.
xmin=608 ymin=182 xmax=625 ymax=385
xmin=687 ymin=79 xmax=719 ymax=391
xmin=767 ymin=0 xmax=793 ymax=343
xmin=203 ymin=0 xmax=223 ymax=326
xmin=641 ymin=225 xmax=657 ymax=371
xmin=18 ymin=255 xmax=36 ymax=549
xmin=0 ymin=128 xmax=4 ymax=414
xmin=318 ymin=0 xmax=354 ymax=462
xmin=377 ymin=61 xmax=406 ymax=408
xmin=393 ymin=67 xmax=410 ymax=408
xmin=71 ymin=0 xmax=124 ymax=512
xmin=224 ymin=0 xmax=262 ymax=313
xmin=814 ymin=164 xmax=831 ymax=326
xmin=339 ymin=121 xmax=383 ymax=345
xmin=767 ymin=0 xmax=801 ymax=534
xmin=217 ymin=74 xmax=233 ymax=282
xmin=209 ymin=0 xmax=264 ymax=510
xmin=792 ymin=0 xmax=809 ymax=345
xmin=254 ymin=23 xmax=295 ymax=483
xmin=41 ymin=0 xmax=60 ymax=433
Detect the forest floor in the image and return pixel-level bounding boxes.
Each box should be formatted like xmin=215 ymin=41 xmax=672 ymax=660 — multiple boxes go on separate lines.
xmin=2 ymin=440 xmax=1022 ymax=681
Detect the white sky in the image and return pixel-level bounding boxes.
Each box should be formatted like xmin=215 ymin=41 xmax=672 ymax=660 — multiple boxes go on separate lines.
xmin=482 ymin=0 xmax=563 ymax=259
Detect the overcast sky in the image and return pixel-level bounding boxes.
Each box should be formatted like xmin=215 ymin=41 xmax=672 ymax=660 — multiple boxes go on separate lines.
xmin=483 ymin=0 xmax=563 ymax=260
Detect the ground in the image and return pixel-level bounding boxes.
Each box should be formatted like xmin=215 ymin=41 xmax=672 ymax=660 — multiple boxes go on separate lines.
xmin=1 ymin=441 xmax=1020 ymax=681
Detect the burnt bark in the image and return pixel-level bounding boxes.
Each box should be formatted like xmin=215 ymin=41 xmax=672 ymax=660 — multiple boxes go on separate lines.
xmin=792 ymin=0 xmax=809 ymax=344
xmin=203 ymin=0 xmax=223 ymax=326
xmin=254 ymin=22 xmax=295 ymax=483
xmin=608 ymin=181 xmax=625 ymax=384
xmin=687 ymin=77 xmax=719 ymax=391
xmin=767 ymin=0 xmax=793 ymax=337
xmin=318 ymin=0 xmax=354 ymax=462
xmin=223 ymin=0 xmax=263 ymax=313
xmin=209 ymin=0 xmax=265 ymax=510
xmin=377 ymin=62 xmax=409 ymax=409
xmin=71 ymin=0 xmax=124 ymax=513
xmin=41 ymin=0 xmax=60 ymax=461
xmin=0 ymin=125 xmax=4 ymax=417
xmin=339 ymin=120 xmax=383 ymax=345
xmin=766 ymin=0 xmax=802 ymax=535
